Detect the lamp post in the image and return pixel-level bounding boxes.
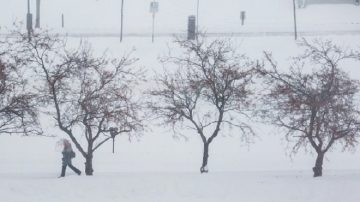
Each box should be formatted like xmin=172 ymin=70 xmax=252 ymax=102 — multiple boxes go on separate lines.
xmin=61 ymin=14 xmax=64 ymax=28
xmin=110 ymin=127 xmax=118 ymax=154
xmin=26 ymin=0 xmax=33 ymax=41
xmin=196 ymin=0 xmax=199 ymax=36
xmin=35 ymin=0 xmax=40 ymax=28
xmin=293 ymin=0 xmax=298 ymax=40
xmin=150 ymin=1 xmax=159 ymax=43
xmin=120 ymin=0 xmax=124 ymax=42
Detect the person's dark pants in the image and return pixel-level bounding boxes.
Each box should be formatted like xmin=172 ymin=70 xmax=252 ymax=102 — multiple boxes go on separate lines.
xmin=60 ymin=163 xmax=81 ymax=177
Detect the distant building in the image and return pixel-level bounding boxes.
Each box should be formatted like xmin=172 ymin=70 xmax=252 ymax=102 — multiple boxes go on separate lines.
xmin=298 ymin=0 xmax=360 ymax=8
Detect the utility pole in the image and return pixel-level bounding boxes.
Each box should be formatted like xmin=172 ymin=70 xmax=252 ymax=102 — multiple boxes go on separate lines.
xmin=293 ymin=0 xmax=298 ymax=40
xmin=110 ymin=128 xmax=118 ymax=154
xmin=35 ymin=0 xmax=40 ymax=28
xmin=196 ymin=0 xmax=199 ymax=36
xmin=113 ymin=139 xmax=115 ymax=153
xmin=26 ymin=0 xmax=33 ymax=41
xmin=120 ymin=0 xmax=124 ymax=42
xmin=61 ymin=14 xmax=64 ymax=28
xmin=152 ymin=12 xmax=155 ymax=43
xmin=150 ymin=1 xmax=159 ymax=43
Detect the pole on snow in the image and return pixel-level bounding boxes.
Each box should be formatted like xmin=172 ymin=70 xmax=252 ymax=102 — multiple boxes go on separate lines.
xmin=110 ymin=127 xmax=118 ymax=154
xmin=61 ymin=14 xmax=65 ymax=28
xmin=187 ymin=15 xmax=196 ymax=40
xmin=120 ymin=0 xmax=124 ymax=42
xmin=35 ymin=0 xmax=40 ymax=28
xmin=26 ymin=0 xmax=33 ymax=41
xmin=150 ymin=1 xmax=159 ymax=43
xmin=196 ymin=0 xmax=199 ymax=37
xmin=293 ymin=0 xmax=298 ymax=40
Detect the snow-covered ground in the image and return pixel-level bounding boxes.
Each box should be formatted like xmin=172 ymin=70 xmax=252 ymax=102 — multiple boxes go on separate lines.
xmin=1 ymin=34 xmax=360 ymax=201
xmin=1 ymin=1 xmax=360 ymax=202
xmin=2 ymin=171 xmax=360 ymax=202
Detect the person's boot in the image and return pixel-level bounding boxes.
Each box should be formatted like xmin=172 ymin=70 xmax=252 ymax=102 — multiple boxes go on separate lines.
xmin=69 ymin=164 xmax=81 ymax=175
xmin=74 ymin=167 xmax=81 ymax=176
xmin=59 ymin=165 xmax=66 ymax=178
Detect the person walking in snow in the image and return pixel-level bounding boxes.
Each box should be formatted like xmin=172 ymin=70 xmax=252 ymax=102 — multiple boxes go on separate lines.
xmin=58 ymin=139 xmax=81 ymax=177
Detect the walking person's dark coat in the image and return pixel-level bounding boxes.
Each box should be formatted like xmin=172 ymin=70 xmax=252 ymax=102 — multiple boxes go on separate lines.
xmin=59 ymin=139 xmax=81 ymax=177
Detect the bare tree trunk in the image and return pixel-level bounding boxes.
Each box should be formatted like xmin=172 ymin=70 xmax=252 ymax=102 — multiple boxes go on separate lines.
xmin=85 ymin=154 xmax=94 ymax=176
xmin=200 ymin=142 xmax=209 ymax=173
xmin=313 ymin=152 xmax=324 ymax=177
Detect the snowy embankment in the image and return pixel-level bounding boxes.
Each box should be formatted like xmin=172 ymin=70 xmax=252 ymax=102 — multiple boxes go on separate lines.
xmin=1 ymin=171 xmax=360 ymax=202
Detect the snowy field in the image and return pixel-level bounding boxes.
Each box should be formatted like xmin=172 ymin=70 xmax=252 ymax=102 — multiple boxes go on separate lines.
xmin=2 ymin=171 xmax=360 ymax=202
xmin=1 ymin=1 xmax=360 ymax=202
xmin=0 ymin=34 xmax=360 ymax=202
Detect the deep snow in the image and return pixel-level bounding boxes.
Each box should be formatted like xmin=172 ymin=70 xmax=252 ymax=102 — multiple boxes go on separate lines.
xmin=1 ymin=171 xmax=360 ymax=202
xmin=0 ymin=36 xmax=360 ymax=200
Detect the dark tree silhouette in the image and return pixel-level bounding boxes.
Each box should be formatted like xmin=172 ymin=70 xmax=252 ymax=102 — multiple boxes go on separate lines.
xmin=15 ymin=29 xmax=144 ymax=175
xmin=149 ymin=35 xmax=255 ymax=173
xmin=258 ymin=38 xmax=360 ymax=177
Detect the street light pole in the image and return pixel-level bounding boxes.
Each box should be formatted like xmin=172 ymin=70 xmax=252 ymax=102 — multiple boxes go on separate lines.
xmin=120 ymin=0 xmax=124 ymax=42
xmin=62 ymin=14 xmax=64 ymax=28
xmin=293 ymin=0 xmax=298 ymax=40
xmin=26 ymin=0 xmax=33 ymax=41
xmin=196 ymin=0 xmax=199 ymax=36
xmin=109 ymin=127 xmax=118 ymax=154
xmin=27 ymin=0 xmax=30 ymax=14
xmin=150 ymin=1 xmax=159 ymax=43
xmin=152 ymin=12 xmax=155 ymax=43
xmin=35 ymin=0 xmax=40 ymax=28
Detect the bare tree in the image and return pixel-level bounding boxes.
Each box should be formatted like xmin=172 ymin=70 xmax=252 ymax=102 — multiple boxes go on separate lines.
xmin=0 ymin=36 xmax=42 ymax=136
xmin=15 ymin=29 xmax=144 ymax=175
xmin=149 ymin=35 xmax=255 ymax=173
xmin=258 ymin=38 xmax=360 ymax=177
